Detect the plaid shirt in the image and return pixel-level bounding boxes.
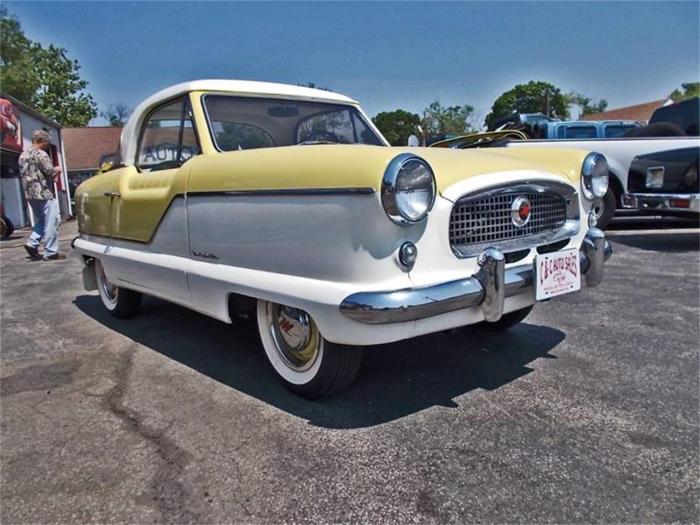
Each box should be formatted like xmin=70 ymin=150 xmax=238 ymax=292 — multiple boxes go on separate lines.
xmin=19 ymin=146 xmax=56 ymax=200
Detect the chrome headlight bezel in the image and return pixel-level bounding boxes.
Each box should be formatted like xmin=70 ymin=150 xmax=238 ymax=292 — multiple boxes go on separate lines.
xmin=581 ymin=152 xmax=610 ymax=200
xmin=381 ymin=153 xmax=436 ymax=225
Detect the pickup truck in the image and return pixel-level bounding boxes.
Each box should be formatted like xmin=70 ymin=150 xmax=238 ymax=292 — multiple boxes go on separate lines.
xmin=536 ymin=120 xmax=640 ymax=139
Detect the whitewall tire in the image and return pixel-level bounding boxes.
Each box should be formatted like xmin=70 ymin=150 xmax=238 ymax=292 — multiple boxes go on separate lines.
xmin=95 ymin=259 xmax=142 ymax=319
xmin=256 ymin=300 xmax=363 ymax=399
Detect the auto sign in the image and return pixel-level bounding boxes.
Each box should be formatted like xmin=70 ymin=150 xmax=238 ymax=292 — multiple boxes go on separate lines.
xmin=535 ymin=248 xmax=581 ymax=300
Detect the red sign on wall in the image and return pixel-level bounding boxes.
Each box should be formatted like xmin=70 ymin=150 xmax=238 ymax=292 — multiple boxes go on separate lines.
xmin=0 ymin=99 xmax=23 ymax=152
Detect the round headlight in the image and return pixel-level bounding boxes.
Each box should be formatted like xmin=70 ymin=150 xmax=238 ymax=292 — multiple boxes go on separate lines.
xmin=381 ymin=154 xmax=436 ymax=224
xmin=581 ymin=153 xmax=609 ymax=200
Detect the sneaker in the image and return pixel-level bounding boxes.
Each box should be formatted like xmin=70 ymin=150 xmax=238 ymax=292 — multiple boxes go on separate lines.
xmin=42 ymin=253 xmax=66 ymax=261
xmin=24 ymin=245 xmax=41 ymax=260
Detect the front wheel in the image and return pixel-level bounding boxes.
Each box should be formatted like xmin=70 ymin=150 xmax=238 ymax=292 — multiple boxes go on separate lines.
xmin=593 ymin=187 xmax=617 ymax=230
xmin=256 ymin=300 xmax=363 ymax=399
xmin=95 ymin=259 xmax=142 ymax=318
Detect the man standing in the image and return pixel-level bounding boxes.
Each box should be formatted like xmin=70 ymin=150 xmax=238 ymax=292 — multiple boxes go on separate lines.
xmin=19 ymin=130 xmax=65 ymax=261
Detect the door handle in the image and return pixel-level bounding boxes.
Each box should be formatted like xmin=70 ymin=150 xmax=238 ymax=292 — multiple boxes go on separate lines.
xmin=103 ymin=191 xmax=121 ymax=198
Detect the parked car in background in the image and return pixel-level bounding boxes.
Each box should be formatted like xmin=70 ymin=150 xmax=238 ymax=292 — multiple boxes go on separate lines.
xmin=73 ymin=80 xmax=612 ymax=398
xmin=507 ymin=137 xmax=699 ymax=227
xmin=435 ymin=101 xmax=699 ymax=228
xmin=535 ymin=120 xmax=640 ymax=139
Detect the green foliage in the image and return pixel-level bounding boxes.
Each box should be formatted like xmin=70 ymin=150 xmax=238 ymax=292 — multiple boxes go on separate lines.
xmin=0 ymin=7 xmax=97 ymax=126
xmin=670 ymin=82 xmax=700 ymax=102
xmin=567 ymin=91 xmax=608 ymax=116
xmin=485 ymin=81 xmax=570 ymax=129
xmin=217 ymin=123 xmax=273 ymax=151
xmin=101 ymin=103 xmax=131 ymax=127
xmin=0 ymin=6 xmax=39 ymax=102
xmin=372 ymin=109 xmax=420 ymax=146
xmin=421 ymin=100 xmax=477 ymax=137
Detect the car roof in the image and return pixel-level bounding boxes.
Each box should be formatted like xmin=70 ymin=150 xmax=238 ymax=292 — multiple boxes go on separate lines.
xmin=120 ymin=79 xmax=358 ymax=165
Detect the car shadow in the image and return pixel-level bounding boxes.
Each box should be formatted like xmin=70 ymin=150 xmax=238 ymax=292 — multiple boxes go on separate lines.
xmin=608 ymin=231 xmax=699 ymax=252
xmin=74 ymin=295 xmax=565 ymax=429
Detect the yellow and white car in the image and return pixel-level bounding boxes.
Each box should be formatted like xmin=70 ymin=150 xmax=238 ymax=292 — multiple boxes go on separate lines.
xmin=73 ymin=80 xmax=612 ymax=398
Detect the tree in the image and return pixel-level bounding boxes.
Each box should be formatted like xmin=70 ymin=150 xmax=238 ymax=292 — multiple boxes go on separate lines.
xmin=567 ymin=91 xmax=608 ymax=116
xmin=421 ymin=100 xmax=477 ymax=137
xmin=0 ymin=7 xmax=97 ymax=126
xmin=0 ymin=6 xmax=39 ymax=102
xmin=101 ymin=103 xmax=131 ymax=127
xmin=485 ymin=81 xmax=570 ymax=129
xmin=670 ymin=82 xmax=700 ymax=102
xmin=372 ymin=109 xmax=420 ymax=146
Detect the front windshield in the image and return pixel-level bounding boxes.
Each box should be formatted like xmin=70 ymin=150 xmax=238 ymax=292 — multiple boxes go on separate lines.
xmin=203 ymin=95 xmax=384 ymax=151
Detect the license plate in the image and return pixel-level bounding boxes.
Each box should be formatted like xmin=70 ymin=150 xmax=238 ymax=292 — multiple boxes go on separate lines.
xmin=535 ymin=248 xmax=581 ymax=300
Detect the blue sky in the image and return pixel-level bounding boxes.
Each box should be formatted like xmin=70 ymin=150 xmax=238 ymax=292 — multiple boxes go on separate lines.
xmin=6 ymin=1 xmax=699 ymax=126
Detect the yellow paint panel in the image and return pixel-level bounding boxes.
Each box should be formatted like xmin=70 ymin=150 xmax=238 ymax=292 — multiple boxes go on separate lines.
xmin=186 ymin=145 xmax=587 ymax=194
xmin=75 ymin=169 xmax=120 ymax=237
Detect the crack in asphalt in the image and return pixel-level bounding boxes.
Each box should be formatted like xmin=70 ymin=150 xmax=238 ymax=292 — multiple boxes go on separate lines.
xmin=103 ymin=346 xmax=200 ymax=524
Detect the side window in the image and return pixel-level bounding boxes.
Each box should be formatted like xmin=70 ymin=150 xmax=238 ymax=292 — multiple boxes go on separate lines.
xmin=180 ymin=118 xmax=200 ymax=162
xmin=137 ymin=99 xmax=200 ymax=170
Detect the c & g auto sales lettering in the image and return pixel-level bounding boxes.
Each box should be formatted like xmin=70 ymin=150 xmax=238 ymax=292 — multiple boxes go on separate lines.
xmin=539 ymin=253 xmax=578 ymax=284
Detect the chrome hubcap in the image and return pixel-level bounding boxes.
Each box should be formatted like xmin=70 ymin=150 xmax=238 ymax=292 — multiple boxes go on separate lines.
xmin=96 ymin=261 xmax=117 ymax=303
xmin=593 ymin=201 xmax=605 ymax=219
xmin=267 ymin=303 xmax=320 ymax=372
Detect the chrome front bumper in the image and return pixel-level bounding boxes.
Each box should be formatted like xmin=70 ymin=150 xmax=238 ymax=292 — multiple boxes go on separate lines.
xmin=340 ymin=228 xmax=613 ymax=325
xmin=621 ymin=192 xmax=700 ymax=213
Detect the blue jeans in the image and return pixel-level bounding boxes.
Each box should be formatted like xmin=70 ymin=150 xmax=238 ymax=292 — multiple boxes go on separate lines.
xmin=26 ymin=199 xmax=60 ymax=257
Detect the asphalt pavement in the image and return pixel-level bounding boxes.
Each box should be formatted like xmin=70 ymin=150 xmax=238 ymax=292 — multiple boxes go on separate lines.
xmin=1 ymin=217 xmax=698 ymax=523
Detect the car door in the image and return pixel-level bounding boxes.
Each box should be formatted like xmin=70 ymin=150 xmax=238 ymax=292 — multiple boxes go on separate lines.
xmin=109 ymin=97 xmax=200 ymax=303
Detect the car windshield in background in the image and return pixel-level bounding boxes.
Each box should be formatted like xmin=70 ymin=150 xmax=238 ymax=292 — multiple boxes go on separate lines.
xmin=558 ymin=126 xmax=598 ymax=139
xmin=203 ymin=95 xmax=384 ymax=151
xmin=604 ymin=125 xmax=636 ymax=138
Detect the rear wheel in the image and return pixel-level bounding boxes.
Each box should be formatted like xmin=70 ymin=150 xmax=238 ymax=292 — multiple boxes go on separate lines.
xmin=256 ymin=300 xmax=363 ymax=399
xmin=95 ymin=259 xmax=142 ymax=318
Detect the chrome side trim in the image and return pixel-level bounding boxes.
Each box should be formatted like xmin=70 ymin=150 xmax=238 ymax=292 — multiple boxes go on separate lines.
xmin=191 ymin=188 xmax=376 ymax=197
xmin=340 ymin=229 xmax=611 ymax=325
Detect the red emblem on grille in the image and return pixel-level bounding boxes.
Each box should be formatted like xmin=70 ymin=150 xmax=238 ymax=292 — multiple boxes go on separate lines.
xmin=511 ymin=196 xmax=531 ymax=227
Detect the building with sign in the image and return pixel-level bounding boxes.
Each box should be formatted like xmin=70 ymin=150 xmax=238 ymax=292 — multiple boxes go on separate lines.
xmin=62 ymin=127 xmax=121 ymax=198
xmin=0 ymin=92 xmax=70 ymax=228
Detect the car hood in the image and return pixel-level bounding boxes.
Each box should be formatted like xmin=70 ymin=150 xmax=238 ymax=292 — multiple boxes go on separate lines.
xmin=185 ymin=145 xmax=588 ymax=196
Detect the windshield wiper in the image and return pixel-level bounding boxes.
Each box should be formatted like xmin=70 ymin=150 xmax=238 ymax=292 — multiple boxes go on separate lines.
xmin=296 ymin=140 xmax=339 ymax=146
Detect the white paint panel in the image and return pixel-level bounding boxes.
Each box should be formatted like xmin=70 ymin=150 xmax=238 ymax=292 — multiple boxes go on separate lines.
xmin=186 ymin=193 xmax=417 ymax=283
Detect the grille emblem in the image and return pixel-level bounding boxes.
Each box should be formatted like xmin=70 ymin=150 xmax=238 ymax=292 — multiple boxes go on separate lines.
xmin=511 ymin=196 xmax=531 ymax=227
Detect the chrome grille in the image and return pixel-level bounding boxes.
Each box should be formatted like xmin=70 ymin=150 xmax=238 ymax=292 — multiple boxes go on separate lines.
xmin=450 ymin=192 xmax=567 ymax=251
